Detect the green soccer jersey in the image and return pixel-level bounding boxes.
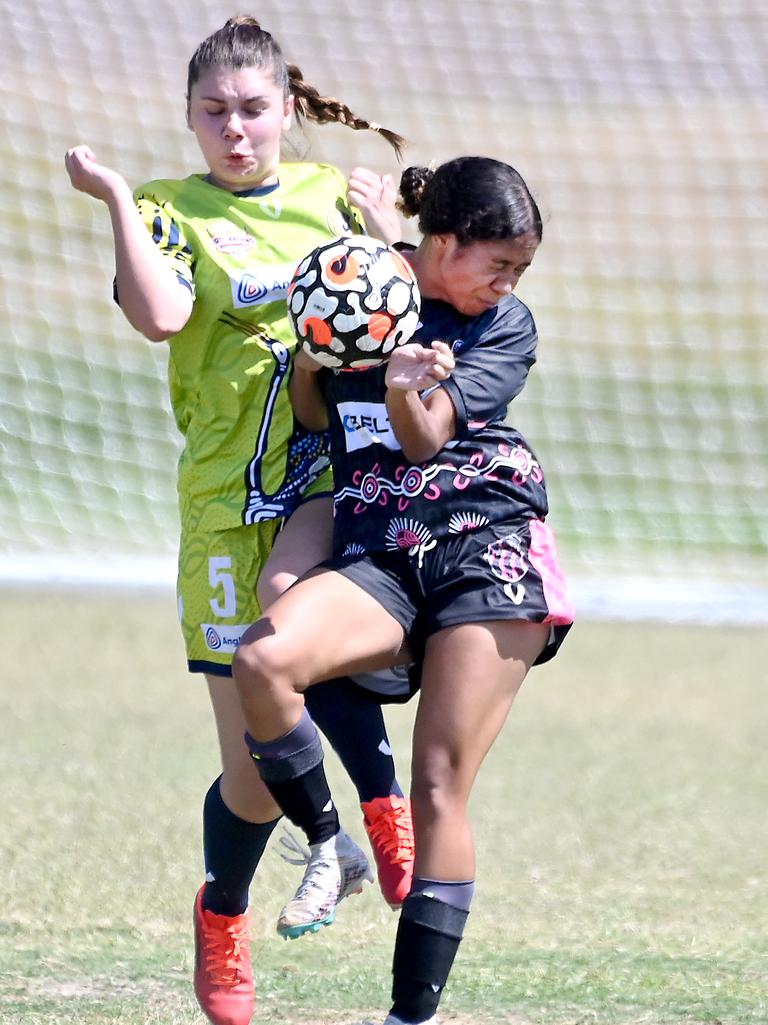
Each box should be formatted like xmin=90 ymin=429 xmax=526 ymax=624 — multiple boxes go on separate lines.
xmin=134 ymin=162 xmax=364 ymax=532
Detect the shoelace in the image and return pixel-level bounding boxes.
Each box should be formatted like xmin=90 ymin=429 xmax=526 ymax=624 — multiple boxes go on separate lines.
xmin=202 ymin=914 xmax=250 ymax=984
xmin=367 ymin=803 xmax=415 ymax=862
xmin=278 ymin=828 xmax=339 ymax=905
xmin=278 ymin=826 xmax=311 ymax=868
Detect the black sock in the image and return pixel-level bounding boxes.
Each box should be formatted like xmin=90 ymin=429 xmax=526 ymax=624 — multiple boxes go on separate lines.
xmin=305 ymin=677 xmax=403 ymax=802
xmin=390 ymin=888 xmax=472 ymax=1023
xmin=245 ymin=712 xmax=339 ymax=845
xmin=201 ymin=777 xmax=280 ymax=916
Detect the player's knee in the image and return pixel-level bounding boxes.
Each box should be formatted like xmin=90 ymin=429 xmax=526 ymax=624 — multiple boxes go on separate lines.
xmin=232 ymin=633 xmax=297 ymax=703
xmin=410 ymin=751 xmax=469 ymax=819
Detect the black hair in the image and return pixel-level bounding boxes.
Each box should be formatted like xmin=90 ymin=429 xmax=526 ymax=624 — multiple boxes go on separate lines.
xmin=398 ymin=156 xmax=542 ymax=244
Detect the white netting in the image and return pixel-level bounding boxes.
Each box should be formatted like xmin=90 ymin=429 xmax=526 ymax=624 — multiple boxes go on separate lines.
xmin=1 ymin=0 xmax=766 ymax=607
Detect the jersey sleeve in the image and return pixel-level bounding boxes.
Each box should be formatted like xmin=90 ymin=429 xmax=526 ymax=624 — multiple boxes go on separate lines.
xmin=439 ymin=299 xmax=538 ymax=434
xmin=346 ymin=200 xmax=368 ymax=236
xmin=321 ymin=163 xmax=367 ymax=237
xmin=133 ymin=188 xmax=196 ymax=295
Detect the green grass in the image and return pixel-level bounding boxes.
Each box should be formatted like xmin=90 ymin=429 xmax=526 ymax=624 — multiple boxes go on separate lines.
xmin=1 ymin=590 xmax=766 ymax=1024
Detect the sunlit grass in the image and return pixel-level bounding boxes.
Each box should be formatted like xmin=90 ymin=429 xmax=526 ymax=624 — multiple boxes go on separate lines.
xmin=1 ymin=591 xmax=766 ymax=1024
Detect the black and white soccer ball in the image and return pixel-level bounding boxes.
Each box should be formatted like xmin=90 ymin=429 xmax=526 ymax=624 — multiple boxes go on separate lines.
xmin=287 ymin=235 xmax=421 ymax=371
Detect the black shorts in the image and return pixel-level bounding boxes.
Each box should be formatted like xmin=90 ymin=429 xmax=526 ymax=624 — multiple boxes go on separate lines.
xmin=332 ymin=518 xmax=574 ymax=666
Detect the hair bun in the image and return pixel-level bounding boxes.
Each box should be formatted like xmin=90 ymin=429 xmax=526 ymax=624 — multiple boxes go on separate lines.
xmin=226 ymin=15 xmax=262 ymax=29
xmin=397 ymin=165 xmax=434 ymax=218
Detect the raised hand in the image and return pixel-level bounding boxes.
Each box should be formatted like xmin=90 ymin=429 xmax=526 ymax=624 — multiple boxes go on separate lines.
xmin=64 ymin=145 xmax=130 ymax=203
xmin=385 ymin=341 xmax=455 ymax=392
xmin=347 ymin=167 xmax=401 ymax=245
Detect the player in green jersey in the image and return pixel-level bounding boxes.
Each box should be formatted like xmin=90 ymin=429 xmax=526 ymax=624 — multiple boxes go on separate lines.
xmin=65 ymin=15 xmax=414 ymax=1025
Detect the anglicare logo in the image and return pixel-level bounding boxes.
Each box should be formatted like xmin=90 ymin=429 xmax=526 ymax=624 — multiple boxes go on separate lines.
xmin=231 ymin=262 xmax=297 ymax=308
xmin=205 ymin=626 xmax=222 ymax=650
xmin=202 ymin=624 xmax=250 ymax=652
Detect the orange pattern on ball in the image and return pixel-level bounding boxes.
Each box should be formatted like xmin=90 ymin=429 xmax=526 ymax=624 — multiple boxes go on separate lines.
xmin=368 ymin=312 xmax=393 ymax=341
xmin=305 ymin=317 xmax=333 ymax=347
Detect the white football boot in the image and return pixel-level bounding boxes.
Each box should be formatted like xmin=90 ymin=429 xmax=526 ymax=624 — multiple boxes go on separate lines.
xmin=276 ymin=827 xmax=373 ymax=939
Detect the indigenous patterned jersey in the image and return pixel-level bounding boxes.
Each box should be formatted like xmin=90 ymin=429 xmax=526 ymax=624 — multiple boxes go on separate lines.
xmin=134 ymin=163 xmax=363 ymax=532
xmin=322 ymin=292 xmax=550 ymax=559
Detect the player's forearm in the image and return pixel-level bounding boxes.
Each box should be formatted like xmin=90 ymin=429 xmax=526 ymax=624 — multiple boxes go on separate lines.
xmin=289 ymin=366 xmax=329 ymax=432
xmin=105 ymin=185 xmax=193 ymax=341
xmin=386 ymin=387 xmax=451 ymax=463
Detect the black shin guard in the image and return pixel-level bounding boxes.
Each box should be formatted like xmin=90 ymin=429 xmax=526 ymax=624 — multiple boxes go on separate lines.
xmin=265 ymin=763 xmax=339 ymax=845
xmin=391 ymin=893 xmax=469 ymax=1023
xmin=246 ymin=726 xmax=338 ymax=845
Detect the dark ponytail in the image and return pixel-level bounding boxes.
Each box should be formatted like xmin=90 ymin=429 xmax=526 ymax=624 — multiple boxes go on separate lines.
xmin=398 ymin=157 xmax=542 ymax=244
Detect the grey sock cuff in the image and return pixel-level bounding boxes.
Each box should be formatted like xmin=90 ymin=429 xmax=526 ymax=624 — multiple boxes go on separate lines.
xmin=245 ymin=711 xmax=325 ymax=783
xmin=410 ymin=877 xmax=476 ymax=913
xmin=253 ymin=731 xmax=324 ymax=782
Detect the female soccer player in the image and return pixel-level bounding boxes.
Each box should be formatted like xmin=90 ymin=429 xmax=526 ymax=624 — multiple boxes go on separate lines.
xmin=65 ymin=15 xmax=414 ymax=1025
xmin=232 ymin=156 xmax=575 ymax=1024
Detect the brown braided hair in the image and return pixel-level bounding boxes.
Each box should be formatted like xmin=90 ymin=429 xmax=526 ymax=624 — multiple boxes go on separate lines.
xmin=187 ymin=16 xmax=405 ymax=157
xmin=287 ymin=63 xmax=404 ymax=158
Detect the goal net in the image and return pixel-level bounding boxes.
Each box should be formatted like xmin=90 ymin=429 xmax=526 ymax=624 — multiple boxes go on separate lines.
xmin=1 ymin=0 xmax=766 ymax=618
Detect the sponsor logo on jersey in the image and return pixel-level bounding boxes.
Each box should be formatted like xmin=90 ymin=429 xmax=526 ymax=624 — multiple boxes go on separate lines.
xmin=211 ymin=232 xmax=257 ymax=255
xmin=338 ymin=401 xmax=401 ymax=452
xmin=201 ymin=623 xmax=250 ymax=652
xmin=231 ymin=262 xmax=298 ymax=307
xmin=207 ymin=221 xmax=257 ymax=256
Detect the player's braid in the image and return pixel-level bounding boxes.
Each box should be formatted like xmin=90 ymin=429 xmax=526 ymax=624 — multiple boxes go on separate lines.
xmin=287 ymin=63 xmax=405 ymax=158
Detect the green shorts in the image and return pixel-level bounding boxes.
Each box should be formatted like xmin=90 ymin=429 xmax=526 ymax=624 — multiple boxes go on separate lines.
xmin=177 ymin=520 xmax=282 ymax=677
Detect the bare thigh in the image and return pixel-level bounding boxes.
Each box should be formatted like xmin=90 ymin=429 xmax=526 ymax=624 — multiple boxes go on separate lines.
xmin=243 ymin=568 xmax=413 ymax=685
xmin=257 ymin=497 xmax=334 ymax=609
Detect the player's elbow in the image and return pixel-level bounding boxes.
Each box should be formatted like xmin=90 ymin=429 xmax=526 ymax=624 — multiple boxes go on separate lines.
xmin=142 ymin=324 xmax=177 ymax=343
xmin=132 ymin=309 xmax=190 ymax=342
xmin=397 ymin=424 xmax=450 ymax=464
xmin=119 ymin=286 xmax=193 ymax=341
xmin=400 ymin=438 xmax=442 ymax=464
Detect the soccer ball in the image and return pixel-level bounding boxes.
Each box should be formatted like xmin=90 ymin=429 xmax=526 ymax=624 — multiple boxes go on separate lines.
xmin=287 ymin=235 xmax=421 ymax=371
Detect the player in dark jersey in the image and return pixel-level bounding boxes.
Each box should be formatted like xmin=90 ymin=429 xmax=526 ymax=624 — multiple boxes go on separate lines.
xmin=232 ymin=155 xmax=574 ymax=1024
xmin=65 ymin=16 xmax=415 ymax=1025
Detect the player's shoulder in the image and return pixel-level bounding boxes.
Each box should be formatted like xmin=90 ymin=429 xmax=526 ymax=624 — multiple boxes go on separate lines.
xmin=494 ymin=292 xmax=535 ymax=328
xmin=133 ymin=174 xmax=207 ymax=206
xmin=279 ymin=161 xmax=346 ymax=189
xmin=484 ymin=293 xmax=537 ymax=343
xmin=456 ymin=293 xmax=537 ymax=358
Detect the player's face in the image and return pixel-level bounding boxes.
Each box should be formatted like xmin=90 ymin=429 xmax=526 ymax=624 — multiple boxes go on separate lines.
xmin=431 ymin=233 xmax=539 ymax=315
xmin=187 ymin=65 xmax=293 ymax=191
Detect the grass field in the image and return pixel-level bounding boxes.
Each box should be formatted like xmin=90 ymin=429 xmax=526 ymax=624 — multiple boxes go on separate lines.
xmin=1 ymin=589 xmax=766 ymax=1025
